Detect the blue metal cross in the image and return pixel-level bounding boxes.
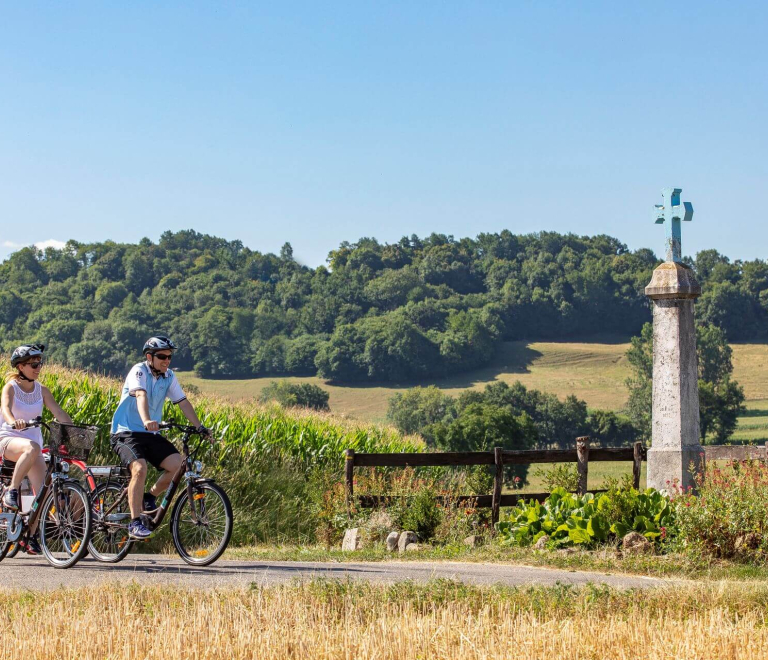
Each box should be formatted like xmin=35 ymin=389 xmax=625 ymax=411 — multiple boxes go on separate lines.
xmin=653 ymin=187 xmax=693 ymax=263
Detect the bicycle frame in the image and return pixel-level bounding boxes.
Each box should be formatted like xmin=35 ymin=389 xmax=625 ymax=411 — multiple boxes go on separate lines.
xmin=97 ymin=423 xmax=207 ymax=533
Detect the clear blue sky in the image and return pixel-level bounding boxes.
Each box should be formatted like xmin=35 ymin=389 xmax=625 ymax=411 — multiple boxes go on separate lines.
xmin=1 ymin=2 xmax=766 ymax=267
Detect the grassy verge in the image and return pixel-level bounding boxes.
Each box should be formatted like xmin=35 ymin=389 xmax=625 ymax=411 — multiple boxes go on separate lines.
xmin=2 ymin=580 xmax=768 ymax=659
xmin=221 ymin=543 xmax=768 ymax=581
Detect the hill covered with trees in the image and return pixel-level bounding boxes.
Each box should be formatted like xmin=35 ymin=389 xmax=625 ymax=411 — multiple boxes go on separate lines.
xmin=0 ymin=229 xmax=764 ymax=381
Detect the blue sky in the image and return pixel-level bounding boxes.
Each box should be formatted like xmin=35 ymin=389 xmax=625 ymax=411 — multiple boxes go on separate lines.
xmin=1 ymin=2 xmax=766 ymax=267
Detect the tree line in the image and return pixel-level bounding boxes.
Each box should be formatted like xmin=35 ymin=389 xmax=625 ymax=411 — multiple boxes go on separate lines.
xmin=0 ymin=229 xmax=763 ymax=382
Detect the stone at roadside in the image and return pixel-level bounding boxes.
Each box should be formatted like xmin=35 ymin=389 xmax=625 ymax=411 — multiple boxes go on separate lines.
xmin=622 ymin=531 xmax=652 ymax=555
xmin=342 ymin=528 xmax=362 ymax=552
xmin=556 ymin=547 xmax=577 ymax=555
xmin=463 ymin=535 xmax=481 ymax=548
xmin=398 ymin=531 xmax=418 ymax=553
xmin=533 ymin=535 xmax=549 ymax=551
xmin=386 ymin=531 xmax=399 ymax=552
xmin=405 ymin=543 xmax=420 ymax=552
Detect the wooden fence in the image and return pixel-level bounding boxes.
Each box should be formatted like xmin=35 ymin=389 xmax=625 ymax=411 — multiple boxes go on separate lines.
xmin=345 ymin=436 xmax=644 ymax=524
xmin=344 ymin=440 xmax=768 ymax=524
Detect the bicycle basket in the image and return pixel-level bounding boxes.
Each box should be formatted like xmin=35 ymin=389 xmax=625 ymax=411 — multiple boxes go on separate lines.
xmin=48 ymin=421 xmax=99 ymax=461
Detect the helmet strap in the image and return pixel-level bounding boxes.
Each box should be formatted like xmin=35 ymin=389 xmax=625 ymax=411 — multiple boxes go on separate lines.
xmin=146 ymin=355 xmax=164 ymax=378
xmin=16 ymin=368 xmax=33 ymax=382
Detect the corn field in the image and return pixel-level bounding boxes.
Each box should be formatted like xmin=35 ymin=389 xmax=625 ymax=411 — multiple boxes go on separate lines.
xmin=2 ymin=366 xmax=416 ymax=467
xmin=0 ymin=366 xmax=418 ymax=544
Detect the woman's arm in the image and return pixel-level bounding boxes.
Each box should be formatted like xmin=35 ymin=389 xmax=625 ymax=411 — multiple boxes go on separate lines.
xmin=1 ymin=383 xmax=23 ymax=428
xmin=41 ymin=386 xmax=74 ymax=425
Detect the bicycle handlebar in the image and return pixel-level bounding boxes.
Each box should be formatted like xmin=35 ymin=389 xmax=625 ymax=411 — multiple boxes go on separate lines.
xmin=156 ymin=421 xmax=211 ymax=436
xmin=23 ymin=416 xmax=44 ymax=428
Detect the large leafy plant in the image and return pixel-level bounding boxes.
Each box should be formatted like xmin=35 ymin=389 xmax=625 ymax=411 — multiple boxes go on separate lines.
xmin=496 ymin=486 xmax=673 ymax=548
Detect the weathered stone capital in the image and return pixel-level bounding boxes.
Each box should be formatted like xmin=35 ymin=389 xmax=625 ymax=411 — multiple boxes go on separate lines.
xmin=645 ymin=261 xmax=701 ymax=300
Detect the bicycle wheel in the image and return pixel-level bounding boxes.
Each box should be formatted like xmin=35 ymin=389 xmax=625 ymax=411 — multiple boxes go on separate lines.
xmin=5 ymin=541 xmax=20 ymax=559
xmin=39 ymin=481 xmax=92 ymax=569
xmin=171 ymin=481 xmax=232 ymax=566
xmin=89 ymin=483 xmax=133 ymax=563
xmin=0 ymin=520 xmax=10 ymax=562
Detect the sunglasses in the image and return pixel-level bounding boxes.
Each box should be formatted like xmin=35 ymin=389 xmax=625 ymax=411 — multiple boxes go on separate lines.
xmin=153 ymin=353 xmax=173 ymax=361
xmin=25 ymin=361 xmax=43 ymax=369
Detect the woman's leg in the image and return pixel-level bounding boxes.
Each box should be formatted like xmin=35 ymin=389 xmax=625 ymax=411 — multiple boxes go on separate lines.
xmin=3 ymin=438 xmax=43 ymax=490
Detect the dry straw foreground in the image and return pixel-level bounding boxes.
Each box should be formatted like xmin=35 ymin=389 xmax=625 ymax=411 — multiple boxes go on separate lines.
xmin=1 ymin=580 xmax=767 ymax=659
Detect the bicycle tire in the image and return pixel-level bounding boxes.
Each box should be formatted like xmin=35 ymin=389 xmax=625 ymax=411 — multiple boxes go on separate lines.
xmin=170 ymin=481 xmax=232 ymax=566
xmin=39 ymin=481 xmax=93 ymax=569
xmin=5 ymin=541 xmax=19 ymax=559
xmin=88 ymin=483 xmax=133 ymax=563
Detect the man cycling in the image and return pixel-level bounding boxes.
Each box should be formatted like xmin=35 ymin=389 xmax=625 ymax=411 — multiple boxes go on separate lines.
xmin=110 ymin=336 xmax=209 ymax=539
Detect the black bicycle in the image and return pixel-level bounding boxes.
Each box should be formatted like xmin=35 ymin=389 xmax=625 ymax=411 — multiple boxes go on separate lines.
xmin=88 ymin=422 xmax=233 ymax=566
xmin=0 ymin=418 xmax=95 ymax=568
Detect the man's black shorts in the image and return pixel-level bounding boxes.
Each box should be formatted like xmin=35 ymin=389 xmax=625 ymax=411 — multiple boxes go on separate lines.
xmin=110 ymin=431 xmax=179 ymax=470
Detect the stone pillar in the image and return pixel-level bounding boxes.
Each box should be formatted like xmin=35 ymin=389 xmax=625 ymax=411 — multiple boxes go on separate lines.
xmin=645 ymin=261 xmax=704 ymax=491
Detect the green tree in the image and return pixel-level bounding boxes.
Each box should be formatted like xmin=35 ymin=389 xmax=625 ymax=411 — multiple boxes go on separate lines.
xmin=258 ymin=381 xmax=330 ymax=411
xmin=386 ymin=386 xmax=454 ymax=435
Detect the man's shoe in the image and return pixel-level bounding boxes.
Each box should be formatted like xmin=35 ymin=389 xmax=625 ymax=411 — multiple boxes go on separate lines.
xmin=20 ymin=534 xmax=41 ymax=556
xmin=142 ymin=492 xmax=157 ymax=512
xmin=128 ymin=519 xmax=152 ymax=540
xmin=2 ymin=488 xmax=19 ymax=511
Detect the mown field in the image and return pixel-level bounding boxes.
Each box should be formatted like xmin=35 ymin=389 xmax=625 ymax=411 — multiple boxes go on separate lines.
xmin=2 ymin=580 xmax=767 ymax=660
xmin=179 ymin=340 xmax=768 ymax=441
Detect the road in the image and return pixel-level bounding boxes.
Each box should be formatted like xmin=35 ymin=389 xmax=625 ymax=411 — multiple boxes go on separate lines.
xmin=0 ymin=555 xmax=675 ymax=590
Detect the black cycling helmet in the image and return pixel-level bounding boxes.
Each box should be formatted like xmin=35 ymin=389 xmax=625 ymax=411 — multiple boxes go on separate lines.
xmin=11 ymin=344 xmax=45 ymax=368
xmin=142 ymin=336 xmax=177 ymax=356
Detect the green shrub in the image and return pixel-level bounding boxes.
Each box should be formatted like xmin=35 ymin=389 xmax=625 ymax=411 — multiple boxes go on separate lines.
xmin=398 ymin=489 xmax=443 ymax=540
xmin=258 ymin=381 xmax=330 ymax=411
xmin=532 ymin=463 xmax=580 ymax=492
xmin=672 ymin=460 xmax=768 ymax=558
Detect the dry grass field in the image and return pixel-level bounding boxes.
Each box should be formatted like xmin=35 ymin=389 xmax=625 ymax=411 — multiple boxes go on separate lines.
xmin=179 ymin=340 xmax=768 ymax=441
xmin=2 ymin=580 xmax=768 ymax=660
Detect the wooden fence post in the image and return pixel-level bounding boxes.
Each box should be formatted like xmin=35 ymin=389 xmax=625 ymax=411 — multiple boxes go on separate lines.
xmin=633 ymin=442 xmax=643 ymax=489
xmin=492 ymin=447 xmax=503 ymax=525
xmin=576 ymin=436 xmax=590 ymax=496
xmin=345 ymin=449 xmax=355 ymax=506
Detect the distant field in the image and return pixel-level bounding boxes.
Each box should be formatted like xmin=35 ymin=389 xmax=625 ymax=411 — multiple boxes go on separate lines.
xmin=178 ymin=340 xmax=768 ymax=440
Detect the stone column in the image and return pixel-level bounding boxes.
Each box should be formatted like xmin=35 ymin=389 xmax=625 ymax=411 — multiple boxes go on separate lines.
xmin=645 ymin=262 xmax=704 ymax=491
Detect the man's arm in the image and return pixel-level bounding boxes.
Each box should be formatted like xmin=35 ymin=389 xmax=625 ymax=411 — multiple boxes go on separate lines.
xmin=177 ymin=399 xmax=203 ymax=428
xmin=135 ymin=390 xmax=158 ymax=432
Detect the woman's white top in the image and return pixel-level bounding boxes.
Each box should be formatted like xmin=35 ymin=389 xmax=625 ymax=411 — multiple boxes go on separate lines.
xmin=0 ymin=380 xmax=44 ymax=447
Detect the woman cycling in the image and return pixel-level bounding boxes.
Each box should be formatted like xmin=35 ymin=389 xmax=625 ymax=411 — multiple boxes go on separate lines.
xmin=0 ymin=344 xmax=73 ymax=554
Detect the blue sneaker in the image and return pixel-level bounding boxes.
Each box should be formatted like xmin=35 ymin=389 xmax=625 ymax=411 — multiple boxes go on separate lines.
xmin=128 ymin=519 xmax=152 ymax=540
xmin=2 ymin=488 xmax=19 ymax=511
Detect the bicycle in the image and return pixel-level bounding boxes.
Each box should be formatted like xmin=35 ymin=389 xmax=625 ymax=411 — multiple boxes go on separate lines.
xmin=0 ymin=417 xmax=95 ymax=568
xmin=88 ymin=421 xmax=233 ymax=566
xmin=2 ymin=444 xmax=94 ymax=560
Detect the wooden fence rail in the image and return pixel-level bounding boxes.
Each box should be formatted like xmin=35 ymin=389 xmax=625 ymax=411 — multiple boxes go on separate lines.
xmin=345 ymin=441 xmax=768 ymax=524
xmin=345 ymin=436 xmax=646 ymax=524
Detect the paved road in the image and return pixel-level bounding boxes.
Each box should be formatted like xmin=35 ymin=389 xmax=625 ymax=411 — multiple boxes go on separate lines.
xmin=0 ymin=555 xmax=675 ymax=591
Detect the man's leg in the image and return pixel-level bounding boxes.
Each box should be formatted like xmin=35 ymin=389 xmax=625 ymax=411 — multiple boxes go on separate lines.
xmin=150 ymin=453 xmax=183 ymax=500
xmin=127 ymin=459 xmax=148 ymax=519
